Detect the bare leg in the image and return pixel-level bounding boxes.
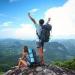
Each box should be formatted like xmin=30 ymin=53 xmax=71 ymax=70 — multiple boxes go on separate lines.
xmin=18 ymin=59 xmax=28 ymax=68
xmin=38 ymin=47 xmax=44 ymax=64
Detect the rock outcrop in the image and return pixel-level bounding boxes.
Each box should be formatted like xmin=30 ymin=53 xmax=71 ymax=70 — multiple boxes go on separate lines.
xmin=4 ymin=64 xmax=75 ymax=75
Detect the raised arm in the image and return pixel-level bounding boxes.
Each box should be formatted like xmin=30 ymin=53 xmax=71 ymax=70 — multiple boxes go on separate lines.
xmin=46 ymin=18 xmax=52 ymax=33
xmin=28 ymin=12 xmax=37 ymax=24
xmin=46 ymin=18 xmax=51 ymax=24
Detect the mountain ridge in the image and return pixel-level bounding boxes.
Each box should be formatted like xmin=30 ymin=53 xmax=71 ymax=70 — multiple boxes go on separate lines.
xmin=0 ymin=38 xmax=75 ymax=73
xmin=0 ymin=38 xmax=75 ymax=62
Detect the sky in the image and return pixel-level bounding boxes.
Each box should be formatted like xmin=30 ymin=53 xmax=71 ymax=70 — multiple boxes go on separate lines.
xmin=0 ymin=0 xmax=75 ymax=40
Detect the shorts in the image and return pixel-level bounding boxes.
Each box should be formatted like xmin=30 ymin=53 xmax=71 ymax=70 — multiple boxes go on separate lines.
xmin=36 ymin=41 xmax=44 ymax=48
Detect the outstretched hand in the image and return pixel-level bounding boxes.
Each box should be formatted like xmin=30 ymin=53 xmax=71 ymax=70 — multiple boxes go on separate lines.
xmin=47 ymin=18 xmax=51 ymax=24
xmin=48 ymin=18 xmax=51 ymax=22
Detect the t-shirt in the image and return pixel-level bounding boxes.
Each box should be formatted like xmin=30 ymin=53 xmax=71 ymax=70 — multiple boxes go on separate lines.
xmin=35 ymin=24 xmax=42 ymax=36
xmin=35 ymin=24 xmax=42 ymax=41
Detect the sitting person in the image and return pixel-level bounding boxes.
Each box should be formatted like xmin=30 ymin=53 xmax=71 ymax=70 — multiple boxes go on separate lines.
xmin=5 ymin=46 xmax=30 ymax=75
xmin=18 ymin=46 xmax=30 ymax=68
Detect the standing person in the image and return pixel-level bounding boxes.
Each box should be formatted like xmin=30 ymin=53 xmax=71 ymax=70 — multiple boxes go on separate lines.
xmin=28 ymin=12 xmax=51 ymax=65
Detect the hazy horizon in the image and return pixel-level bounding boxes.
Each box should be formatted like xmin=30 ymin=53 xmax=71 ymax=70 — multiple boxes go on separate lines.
xmin=0 ymin=35 xmax=75 ymax=41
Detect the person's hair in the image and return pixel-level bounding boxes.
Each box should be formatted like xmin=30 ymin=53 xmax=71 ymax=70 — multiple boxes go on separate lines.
xmin=23 ymin=46 xmax=28 ymax=53
xmin=39 ymin=19 xmax=44 ymax=25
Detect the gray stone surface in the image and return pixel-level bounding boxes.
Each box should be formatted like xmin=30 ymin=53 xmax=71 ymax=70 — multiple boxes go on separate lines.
xmin=4 ymin=65 xmax=75 ymax=75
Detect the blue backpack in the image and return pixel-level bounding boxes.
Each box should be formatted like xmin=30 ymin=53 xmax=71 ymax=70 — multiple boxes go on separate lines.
xmin=27 ymin=48 xmax=39 ymax=66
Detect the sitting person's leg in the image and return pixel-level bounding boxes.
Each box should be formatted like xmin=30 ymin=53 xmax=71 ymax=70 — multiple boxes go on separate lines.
xmin=18 ymin=59 xmax=28 ymax=68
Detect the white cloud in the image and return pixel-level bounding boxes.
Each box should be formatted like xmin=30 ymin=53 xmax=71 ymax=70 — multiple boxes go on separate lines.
xmin=15 ymin=24 xmax=36 ymax=40
xmin=0 ymin=23 xmax=36 ymax=40
xmin=0 ymin=28 xmax=16 ymax=39
xmin=44 ymin=0 xmax=75 ymax=38
xmin=1 ymin=22 xmax=13 ymax=27
xmin=29 ymin=8 xmax=39 ymax=13
xmin=0 ymin=14 xmax=38 ymax=40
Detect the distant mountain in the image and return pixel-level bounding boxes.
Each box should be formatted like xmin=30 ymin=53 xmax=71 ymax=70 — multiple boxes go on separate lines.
xmin=0 ymin=39 xmax=75 ymax=64
xmin=0 ymin=39 xmax=36 ymax=56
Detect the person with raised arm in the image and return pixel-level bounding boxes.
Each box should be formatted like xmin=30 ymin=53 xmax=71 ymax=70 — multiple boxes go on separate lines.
xmin=28 ymin=12 xmax=52 ymax=65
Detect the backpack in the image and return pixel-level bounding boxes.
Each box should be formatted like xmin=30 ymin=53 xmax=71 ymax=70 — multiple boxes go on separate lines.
xmin=27 ymin=48 xmax=39 ymax=67
xmin=39 ymin=24 xmax=52 ymax=42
